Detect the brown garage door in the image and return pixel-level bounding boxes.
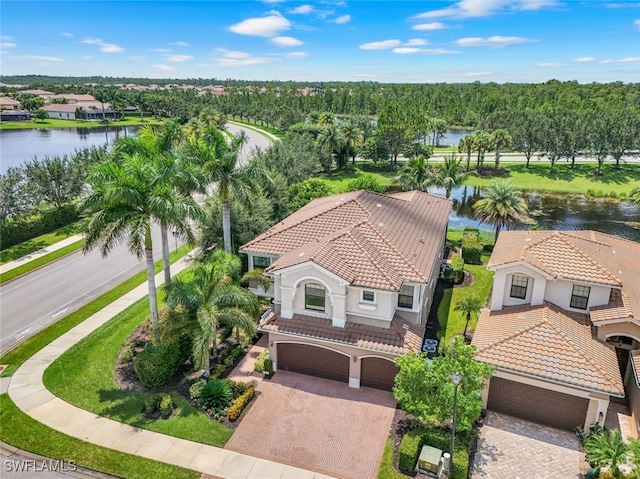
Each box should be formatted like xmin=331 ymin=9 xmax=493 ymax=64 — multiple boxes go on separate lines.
xmin=361 ymin=357 xmax=399 ymax=391
xmin=488 ymin=377 xmax=588 ymax=431
xmin=277 ymin=343 xmax=349 ymax=383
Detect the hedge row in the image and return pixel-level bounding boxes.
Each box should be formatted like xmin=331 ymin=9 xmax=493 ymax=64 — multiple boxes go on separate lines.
xmin=227 ymin=385 xmax=255 ymax=422
xmin=134 ymin=336 xmax=191 ymax=389
xmin=461 ymin=227 xmax=483 ymax=265
xmin=398 ymin=427 xmax=470 ymax=479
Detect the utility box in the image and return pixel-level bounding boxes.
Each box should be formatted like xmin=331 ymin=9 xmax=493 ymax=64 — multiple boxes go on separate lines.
xmin=416 ymin=445 xmax=443 ymax=476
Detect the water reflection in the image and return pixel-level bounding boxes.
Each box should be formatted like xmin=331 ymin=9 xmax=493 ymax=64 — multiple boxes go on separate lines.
xmin=432 ymin=185 xmax=640 ymax=242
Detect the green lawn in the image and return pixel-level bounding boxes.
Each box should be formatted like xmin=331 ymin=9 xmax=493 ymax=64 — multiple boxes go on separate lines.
xmin=316 ymin=166 xmax=397 ymax=193
xmin=0 ymin=394 xmax=200 ymax=479
xmin=0 ymin=240 xmax=84 ymax=284
xmin=0 ymin=117 xmax=163 ymax=130
xmin=43 ymin=293 xmax=234 ymax=447
xmin=228 ymin=118 xmax=285 ymax=140
xmin=377 ymin=439 xmax=405 ymax=479
xmin=0 ymin=220 xmax=85 ymax=264
xmin=0 ymin=245 xmax=191 ymax=377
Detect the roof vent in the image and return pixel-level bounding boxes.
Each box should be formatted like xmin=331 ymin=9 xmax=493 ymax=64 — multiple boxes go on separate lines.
xmin=420 ymin=238 xmax=425 ymax=243
xmin=402 ymin=324 xmax=410 ymax=330
xmin=525 ymin=238 xmax=532 ymax=242
xmin=298 ymin=252 xmax=305 ymax=257
xmin=378 ymin=222 xmax=384 ymax=228
xmin=376 ymin=203 xmax=382 ymax=208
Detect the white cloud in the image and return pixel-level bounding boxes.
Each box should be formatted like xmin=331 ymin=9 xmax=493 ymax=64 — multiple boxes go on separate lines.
xmin=394 ymin=47 xmax=422 ymax=54
xmin=1 ymin=35 xmax=15 ymax=41
xmin=600 ymin=57 xmax=640 ymax=64
xmin=405 ymin=39 xmax=428 ymax=46
xmin=164 ymin=54 xmax=195 ymax=62
xmin=82 ymin=37 xmax=124 ymax=53
xmin=333 ymin=14 xmax=351 ymax=24
xmin=456 ymin=36 xmax=537 ymax=47
xmin=151 ymin=48 xmax=172 ymax=53
xmin=10 ymin=55 xmax=65 ymax=62
xmin=465 ymin=71 xmax=493 ymax=77
xmin=359 ymin=39 xmax=402 ymax=50
xmin=573 ymin=57 xmax=596 ymax=63
xmin=128 ymin=55 xmax=148 ymax=62
xmin=412 ymin=22 xmax=448 ymax=31
xmin=152 ymin=64 xmax=175 ymax=71
xmin=170 ymin=41 xmax=189 ymax=47
xmin=213 ymin=49 xmax=276 ymax=66
xmin=635 ymin=18 xmax=640 ymax=29
xmin=289 ymin=4 xmax=314 ymax=14
xmin=413 ymin=0 xmax=561 ymax=20
xmin=535 ymin=62 xmax=563 ymax=68
xmin=271 ymin=36 xmax=304 ymax=47
xmin=393 ymin=47 xmax=458 ymax=55
xmin=606 ymin=2 xmax=640 ymax=7
xmin=0 ymin=42 xmax=17 ymax=49
xmin=229 ymin=12 xmax=291 ymax=37
xmin=61 ymin=32 xmax=73 ymax=37
xmin=285 ymin=52 xmax=308 ymax=59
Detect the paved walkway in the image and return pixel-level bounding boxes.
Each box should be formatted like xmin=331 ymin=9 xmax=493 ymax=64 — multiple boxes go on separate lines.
xmin=6 ymin=257 xmax=333 ymax=479
xmin=0 ymin=234 xmax=83 ymax=275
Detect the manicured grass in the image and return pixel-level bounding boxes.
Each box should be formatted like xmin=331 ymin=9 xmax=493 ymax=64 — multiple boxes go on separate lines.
xmin=0 ymin=220 xmax=85 ymax=264
xmin=465 ymin=163 xmax=640 ymax=197
xmin=317 ymin=167 xmax=396 ymax=193
xmin=446 ymin=226 xmax=495 ymax=246
xmin=0 ymin=117 xmax=163 ymax=130
xmin=43 ymin=295 xmax=234 ymax=447
xmin=0 ymin=245 xmax=191 ymax=377
xmin=0 ymin=394 xmax=200 ymax=479
xmin=0 ymin=240 xmax=84 ymax=284
xmin=377 ymin=439 xmax=405 ymax=479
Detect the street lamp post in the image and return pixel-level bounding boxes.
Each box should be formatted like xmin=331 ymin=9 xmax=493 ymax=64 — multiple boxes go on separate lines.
xmin=172 ymin=231 xmax=179 ymax=252
xmin=450 ymin=372 xmax=463 ymax=478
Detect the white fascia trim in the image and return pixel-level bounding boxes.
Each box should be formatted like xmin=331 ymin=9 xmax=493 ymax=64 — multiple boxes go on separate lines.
xmin=490 ymin=261 xmax=555 ymax=280
xmin=276 ymin=261 xmax=350 ymax=287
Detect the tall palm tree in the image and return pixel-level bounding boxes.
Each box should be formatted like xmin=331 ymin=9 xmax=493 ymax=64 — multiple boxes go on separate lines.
xmin=473 ymin=180 xmax=529 ymax=242
xmin=393 ymin=156 xmax=433 ymax=192
xmin=317 ymin=123 xmax=347 ymax=169
xmin=81 ymin=154 xmax=202 ymax=342
xmin=432 ymin=153 xmax=467 ymax=198
xmin=584 ymin=429 xmax=628 ymax=479
xmin=490 ymin=129 xmax=512 ymax=168
xmin=166 ymin=251 xmax=259 ymax=372
xmin=338 ymin=119 xmax=364 ymax=165
xmin=458 ymin=135 xmax=474 ymax=171
xmin=454 ymin=295 xmax=484 ymax=338
xmin=472 ymin=130 xmax=492 ymax=170
xmin=183 ymin=128 xmax=270 ymax=254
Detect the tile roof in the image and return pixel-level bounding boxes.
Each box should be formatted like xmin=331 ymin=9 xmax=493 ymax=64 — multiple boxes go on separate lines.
xmin=488 ymin=230 xmax=639 ymax=322
xmin=631 ymin=351 xmax=640 ymax=388
xmin=241 ymin=190 xmax=452 ymax=291
xmin=259 ymin=311 xmax=424 ymax=355
xmin=472 ymin=303 xmax=624 ymax=396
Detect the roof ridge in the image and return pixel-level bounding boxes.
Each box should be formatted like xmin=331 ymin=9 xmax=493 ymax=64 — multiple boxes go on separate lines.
xmin=343 ymin=227 xmax=402 ymax=289
xmin=475 ymin=308 xmax=545 ymax=354
xmin=556 ymin=235 xmax=622 ymax=285
xmin=561 ymin=230 xmax=612 ymax=248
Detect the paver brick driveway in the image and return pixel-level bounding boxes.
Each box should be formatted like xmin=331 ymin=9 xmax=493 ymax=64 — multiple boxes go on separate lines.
xmin=225 ymin=371 xmax=397 ymax=479
xmin=472 ymin=412 xmax=584 ymax=479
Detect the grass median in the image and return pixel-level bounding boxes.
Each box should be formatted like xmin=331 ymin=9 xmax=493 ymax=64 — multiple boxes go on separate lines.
xmin=0 ymin=221 xmax=85 ymax=265
xmin=0 ymin=394 xmax=200 ymax=479
xmin=0 ymin=240 xmax=84 ymax=284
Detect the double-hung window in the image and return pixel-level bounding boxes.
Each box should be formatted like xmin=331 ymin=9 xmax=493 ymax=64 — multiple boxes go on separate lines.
xmin=398 ymin=284 xmax=414 ymax=309
xmin=570 ymin=284 xmax=591 ymax=310
xmin=252 ymin=256 xmax=271 ymax=269
xmin=510 ymin=275 xmax=529 ymax=300
xmin=305 ymin=283 xmax=326 ymax=312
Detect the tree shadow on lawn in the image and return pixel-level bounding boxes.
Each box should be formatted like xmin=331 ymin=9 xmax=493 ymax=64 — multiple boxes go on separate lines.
xmin=509 ymin=163 xmax=640 ymax=187
xmin=1 ymin=239 xmax=48 ymax=263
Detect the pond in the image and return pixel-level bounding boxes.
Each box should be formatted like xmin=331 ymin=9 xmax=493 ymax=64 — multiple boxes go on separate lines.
xmin=433 ymin=185 xmax=640 ymax=242
xmin=0 ymin=126 xmax=139 ymax=173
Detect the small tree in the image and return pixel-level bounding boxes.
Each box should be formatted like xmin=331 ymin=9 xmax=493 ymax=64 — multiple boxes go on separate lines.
xmin=32 ymin=109 xmax=48 ymax=122
xmin=584 ymin=429 xmax=627 ymax=479
xmin=393 ymin=337 xmax=494 ymax=431
xmin=454 ymin=296 xmax=484 ymax=338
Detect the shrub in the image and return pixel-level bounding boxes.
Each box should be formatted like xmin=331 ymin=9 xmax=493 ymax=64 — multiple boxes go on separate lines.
xmin=189 ymin=379 xmax=207 ymax=402
xmin=142 ymin=394 xmax=162 ymax=415
xmin=254 ymin=348 xmax=270 ymax=373
xmin=461 ymin=227 xmax=483 ymax=265
xmin=134 ymin=342 xmax=183 ymax=389
xmin=399 ymin=427 xmax=470 ymax=479
xmin=228 ymin=385 xmax=255 ymax=422
xmin=264 ymin=359 xmax=274 ymax=375
xmin=159 ymin=394 xmax=175 ymax=418
xmin=120 ymin=340 xmax=136 ymax=363
xmin=442 ymin=267 xmax=464 ymax=284
xmin=200 ymin=379 xmax=233 ymax=409
xmin=345 ymin=174 xmax=386 ymax=193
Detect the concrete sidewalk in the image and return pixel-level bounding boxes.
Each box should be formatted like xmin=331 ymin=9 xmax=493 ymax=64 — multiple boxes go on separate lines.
xmin=0 ymin=234 xmax=84 ymax=275
xmin=7 ymin=256 xmax=333 ymax=479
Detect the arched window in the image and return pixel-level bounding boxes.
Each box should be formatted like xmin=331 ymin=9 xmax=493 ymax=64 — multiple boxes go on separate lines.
xmin=305 ymin=283 xmax=326 ymax=312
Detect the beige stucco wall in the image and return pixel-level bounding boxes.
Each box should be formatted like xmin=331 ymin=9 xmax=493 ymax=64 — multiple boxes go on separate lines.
xmin=597 ymin=321 xmax=640 ymax=343
xmin=486 ymin=369 xmax=611 ymax=430
xmin=345 ymin=286 xmax=395 ymax=323
xmin=267 ymin=331 xmax=398 ymax=388
xmin=625 ymin=357 xmax=640 ymax=439
xmin=545 ymin=281 xmax=610 ymax=312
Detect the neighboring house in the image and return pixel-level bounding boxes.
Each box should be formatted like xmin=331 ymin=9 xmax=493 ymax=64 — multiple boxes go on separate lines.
xmin=472 ymin=230 xmax=640 ymax=433
xmin=240 ymin=190 xmax=452 ymax=390
xmin=43 ymin=102 xmax=118 ymax=120
xmin=0 ymin=96 xmax=21 ymax=110
xmin=0 ymin=97 xmax=30 ymax=121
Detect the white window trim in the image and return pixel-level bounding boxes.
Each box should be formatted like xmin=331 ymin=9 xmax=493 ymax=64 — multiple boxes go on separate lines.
xmin=360 ymin=290 xmax=376 ymax=304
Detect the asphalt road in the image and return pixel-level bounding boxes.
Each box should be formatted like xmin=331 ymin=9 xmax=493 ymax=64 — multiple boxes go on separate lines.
xmin=0 ymin=123 xmax=273 ymax=354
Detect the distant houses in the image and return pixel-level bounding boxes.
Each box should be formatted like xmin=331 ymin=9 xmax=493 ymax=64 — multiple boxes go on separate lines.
xmin=0 ymin=91 xmax=120 ymax=122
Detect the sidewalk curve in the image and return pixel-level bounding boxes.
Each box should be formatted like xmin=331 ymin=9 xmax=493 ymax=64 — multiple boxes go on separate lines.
xmin=7 ymin=256 xmax=334 ymax=479
xmin=0 ymin=234 xmax=84 ymax=275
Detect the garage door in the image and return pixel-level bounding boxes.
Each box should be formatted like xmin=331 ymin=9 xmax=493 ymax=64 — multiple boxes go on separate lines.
xmin=361 ymin=357 xmax=399 ymax=391
xmin=488 ymin=377 xmax=588 ymax=431
xmin=277 ymin=343 xmax=349 ymax=383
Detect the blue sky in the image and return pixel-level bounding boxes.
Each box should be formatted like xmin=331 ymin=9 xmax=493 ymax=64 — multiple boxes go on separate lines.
xmin=1 ymin=0 xmax=638 ymax=83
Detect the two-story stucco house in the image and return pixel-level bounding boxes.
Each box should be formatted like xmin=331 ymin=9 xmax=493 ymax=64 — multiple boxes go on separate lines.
xmin=472 ymin=230 xmax=640 ymax=433
xmin=240 ymin=190 xmax=452 ymax=390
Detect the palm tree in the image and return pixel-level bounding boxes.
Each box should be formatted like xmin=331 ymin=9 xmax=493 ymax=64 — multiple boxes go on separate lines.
xmin=431 ymin=153 xmax=467 ymax=198
xmin=458 ymin=135 xmax=474 ymax=171
xmin=166 ymin=251 xmax=259 ymax=372
xmin=629 ymin=187 xmax=640 ymax=205
xmin=584 ymin=429 xmax=628 ymax=479
xmin=183 ymin=128 xmax=270 ymax=254
xmin=490 ymin=129 xmax=512 ymax=168
xmin=393 ymin=156 xmax=433 ymax=192
xmin=472 ymin=130 xmax=492 ymax=170
xmin=317 ymin=124 xmax=347 ymax=169
xmin=338 ymin=119 xmax=364 ymax=165
xmin=81 ymin=154 xmax=202 ymax=342
xmin=454 ymin=295 xmax=484 ymax=338
xmin=430 ymin=118 xmax=447 ymax=147
xmin=473 ymin=180 xmax=529 ymax=242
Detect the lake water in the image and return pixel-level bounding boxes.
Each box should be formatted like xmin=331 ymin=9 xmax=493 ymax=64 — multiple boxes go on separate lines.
xmin=0 ymin=126 xmax=139 ymax=173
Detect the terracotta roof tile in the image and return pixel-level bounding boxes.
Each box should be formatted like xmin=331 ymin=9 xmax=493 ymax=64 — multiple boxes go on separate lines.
xmin=472 ymin=303 xmax=623 ymax=396
xmin=259 ymin=312 xmax=425 ymax=355
xmin=240 ymin=190 xmax=452 ymax=291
